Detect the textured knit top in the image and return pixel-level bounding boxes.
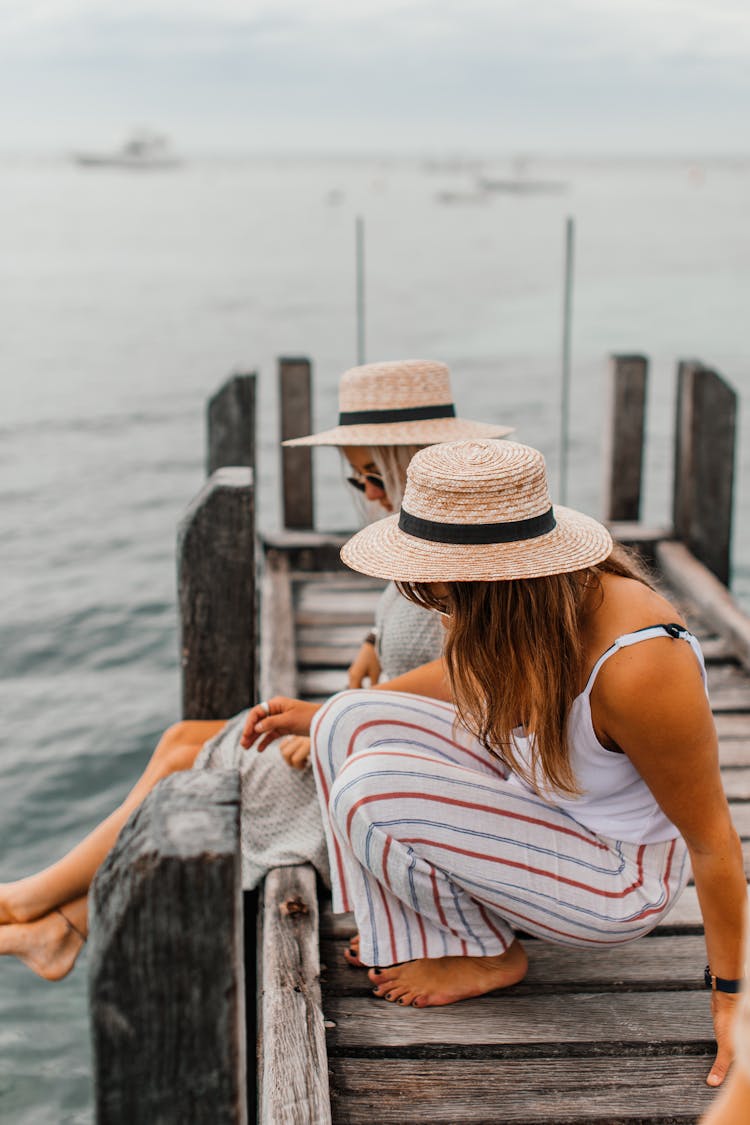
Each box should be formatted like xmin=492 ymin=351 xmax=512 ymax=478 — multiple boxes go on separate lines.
xmin=375 ymin=581 xmax=445 ymax=679
xmin=508 ymin=625 xmax=708 ymax=844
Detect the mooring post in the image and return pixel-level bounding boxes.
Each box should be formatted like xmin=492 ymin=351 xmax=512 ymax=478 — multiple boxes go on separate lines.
xmin=279 ymin=356 xmax=314 ymax=530
xmin=602 ymin=354 xmax=649 ymax=522
xmin=672 ymin=360 xmax=737 ymax=585
xmin=178 ymin=467 xmax=256 ymax=718
xmin=89 ymin=770 xmax=247 ymax=1125
xmin=207 ymin=371 xmax=257 ymax=477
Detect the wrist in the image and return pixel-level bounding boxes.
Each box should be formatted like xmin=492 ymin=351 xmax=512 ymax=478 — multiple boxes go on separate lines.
xmin=704 ymin=965 xmax=743 ymax=994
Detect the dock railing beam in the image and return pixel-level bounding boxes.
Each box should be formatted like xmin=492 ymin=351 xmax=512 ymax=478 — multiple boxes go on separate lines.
xmin=673 ymin=360 xmax=737 ymax=585
xmin=207 ymin=371 xmax=257 ymax=478
xmin=602 ymin=354 xmax=648 ymax=523
xmin=280 ymin=356 xmax=314 ymax=531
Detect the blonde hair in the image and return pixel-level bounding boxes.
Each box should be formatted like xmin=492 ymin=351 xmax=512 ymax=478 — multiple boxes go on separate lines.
xmin=341 ymin=445 xmax=426 ymax=523
xmin=398 ymin=544 xmax=654 ymax=796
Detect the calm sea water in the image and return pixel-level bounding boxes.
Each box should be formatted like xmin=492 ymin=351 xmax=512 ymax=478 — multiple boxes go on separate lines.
xmin=1 ymin=153 xmax=749 ymax=1122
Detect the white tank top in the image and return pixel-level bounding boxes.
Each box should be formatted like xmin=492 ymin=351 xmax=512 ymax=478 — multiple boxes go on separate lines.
xmin=507 ymin=624 xmax=708 ymax=844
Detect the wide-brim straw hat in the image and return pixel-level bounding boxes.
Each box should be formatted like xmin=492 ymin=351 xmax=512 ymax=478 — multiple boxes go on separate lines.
xmin=283 ymin=359 xmax=513 ymax=446
xmin=341 ymin=439 xmax=613 ymax=582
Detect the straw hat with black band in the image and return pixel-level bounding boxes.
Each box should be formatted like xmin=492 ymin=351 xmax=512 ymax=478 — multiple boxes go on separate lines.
xmin=341 ymin=439 xmax=613 ymax=582
xmin=283 ymin=359 xmax=513 ymax=447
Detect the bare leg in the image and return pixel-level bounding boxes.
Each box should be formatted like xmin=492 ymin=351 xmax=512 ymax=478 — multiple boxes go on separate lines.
xmin=0 ymin=720 xmax=226 ymax=925
xmin=0 ymin=896 xmax=88 ymax=980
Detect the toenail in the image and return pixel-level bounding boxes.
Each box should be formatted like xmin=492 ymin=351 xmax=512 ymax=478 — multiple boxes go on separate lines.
xmin=412 ymin=1000 xmax=419 ymax=1007
xmin=385 ymin=993 xmax=392 ymax=1000
xmin=372 ymin=968 xmax=381 ymax=975
xmin=372 ymin=988 xmax=379 ymax=995
xmin=397 ymin=998 xmax=404 ymax=1005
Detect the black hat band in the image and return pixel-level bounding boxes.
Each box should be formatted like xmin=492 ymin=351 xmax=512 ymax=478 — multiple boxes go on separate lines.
xmin=398 ymin=506 xmax=556 ymax=545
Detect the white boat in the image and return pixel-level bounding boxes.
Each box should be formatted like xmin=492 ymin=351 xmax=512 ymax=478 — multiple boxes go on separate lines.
xmin=73 ymin=131 xmax=182 ymax=170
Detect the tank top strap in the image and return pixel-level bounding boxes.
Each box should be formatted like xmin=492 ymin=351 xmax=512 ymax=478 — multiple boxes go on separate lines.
xmin=581 ymin=623 xmax=707 ymax=698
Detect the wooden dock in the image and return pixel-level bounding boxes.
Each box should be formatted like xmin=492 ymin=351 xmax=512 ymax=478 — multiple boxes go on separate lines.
xmin=88 ymin=355 xmax=750 ymax=1124
xmin=257 ymin=540 xmax=750 ymax=1125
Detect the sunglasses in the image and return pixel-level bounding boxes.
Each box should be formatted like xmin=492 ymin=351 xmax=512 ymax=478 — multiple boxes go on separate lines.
xmin=347 ymin=471 xmax=385 ymax=493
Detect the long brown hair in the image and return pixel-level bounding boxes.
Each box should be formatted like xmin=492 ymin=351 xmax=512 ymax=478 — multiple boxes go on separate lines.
xmin=398 ymin=544 xmax=653 ymax=796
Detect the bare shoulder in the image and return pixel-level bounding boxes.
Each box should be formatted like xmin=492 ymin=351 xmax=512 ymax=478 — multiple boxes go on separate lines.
xmin=589 ymin=573 xmax=706 ymax=723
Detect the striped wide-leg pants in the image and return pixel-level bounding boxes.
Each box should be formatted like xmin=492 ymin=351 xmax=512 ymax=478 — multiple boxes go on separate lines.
xmin=310 ymin=689 xmax=690 ymax=968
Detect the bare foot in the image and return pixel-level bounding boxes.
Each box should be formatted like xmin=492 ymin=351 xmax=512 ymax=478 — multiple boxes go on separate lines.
xmin=0 ymin=909 xmax=85 ymax=980
xmin=343 ymin=933 xmax=367 ymax=968
xmin=368 ymin=939 xmax=528 ymax=1007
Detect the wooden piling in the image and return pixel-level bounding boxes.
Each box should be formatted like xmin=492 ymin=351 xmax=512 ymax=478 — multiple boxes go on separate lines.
xmin=207 ymin=371 xmax=257 ymax=477
xmin=89 ymin=770 xmax=247 ymax=1125
xmin=673 ymin=360 xmax=737 ymax=585
xmin=178 ymin=467 xmax=255 ymax=719
xmin=280 ymin=357 xmax=314 ymax=530
xmin=602 ymin=354 xmax=648 ymax=522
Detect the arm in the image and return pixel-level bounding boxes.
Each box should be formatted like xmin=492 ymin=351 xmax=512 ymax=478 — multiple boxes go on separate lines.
xmin=594 ymin=638 xmax=746 ymax=1087
xmin=241 ymin=657 xmax=452 ymax=754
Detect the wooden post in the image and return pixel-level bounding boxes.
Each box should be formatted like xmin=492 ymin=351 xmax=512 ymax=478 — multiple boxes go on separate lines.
xmin=280 ymin=357 xmax=314 ymax=530
xmin=602 ymin=354 xmax=648 ymax=522
xmin=207 ymin=372 xmax=257 ymax=477
xmin=258 ymin=865 xmax=332 ymax=1124
xmin=178 ymin=467 xmax=255 ymax=719
xmin=89 ymin=770 xmax=247 ymax=1125
xmin=672 ymin=360 xmax=737 ymax=585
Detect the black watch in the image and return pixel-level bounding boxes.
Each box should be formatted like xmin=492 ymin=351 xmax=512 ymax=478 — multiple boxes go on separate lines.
xmin=704 ymin=965 xmax=743 ymax=994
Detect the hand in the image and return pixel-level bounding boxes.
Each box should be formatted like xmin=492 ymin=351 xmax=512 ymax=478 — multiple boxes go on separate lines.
xmin=240 ymin=697 xmax=321 ymax=753
xmin=707 ymin=990 xmax=738 ymax=1087
xmin=279 ymin=736 xmax=312 ymax=770
xmin=348 ymin=641 xmax=381 ymax=689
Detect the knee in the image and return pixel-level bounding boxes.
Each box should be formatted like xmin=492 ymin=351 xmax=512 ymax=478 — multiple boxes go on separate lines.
xmin=310 ymin=689 xmax=378 ymax=775
xmin=328 ymin=750 xmax=383 ymax=842
xmin=152 ymin=721 xmax=206 ymax=774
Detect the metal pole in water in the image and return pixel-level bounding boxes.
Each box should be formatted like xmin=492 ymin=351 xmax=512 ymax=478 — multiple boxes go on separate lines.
xmin=356 ymin=214 xmax=366 ymax=365
xmin=559 ymin=215 xmax=575 ymax=505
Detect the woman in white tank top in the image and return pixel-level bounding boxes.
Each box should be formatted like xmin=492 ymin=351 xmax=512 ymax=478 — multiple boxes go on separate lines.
xmin=246 ymin=439 xmax=746 ymax=1090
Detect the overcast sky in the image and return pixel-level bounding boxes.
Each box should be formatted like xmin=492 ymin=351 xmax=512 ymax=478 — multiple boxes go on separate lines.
xmin=2 ymin=0 xmax=749 ymax=153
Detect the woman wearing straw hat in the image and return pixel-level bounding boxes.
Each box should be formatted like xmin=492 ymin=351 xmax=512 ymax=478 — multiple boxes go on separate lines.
xmin=243 ymin=438 xmax=745 ymax=1088
xmin=0 ymin=360 xmax=511 ymax=981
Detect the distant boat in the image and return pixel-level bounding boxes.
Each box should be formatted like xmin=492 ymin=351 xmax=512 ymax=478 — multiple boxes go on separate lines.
xmin=72 ymin=131 xmax=182 ymax=170
xmin=478 ymin=176 xmax=566 ymax=195
xmin=478 ymin=156 xmax=566 ymax=196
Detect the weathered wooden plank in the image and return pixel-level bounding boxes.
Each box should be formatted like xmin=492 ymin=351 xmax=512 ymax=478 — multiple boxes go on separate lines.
xmin=321 ymin=933 xmax=710 ymax=994
xmin=178 ymin=468 xmax=255 ymax=719
xmin=259 ymin=864 xmax=331 ymax=1124
xmin=298 ymin=669 xmax=359 ymax=697
xmin=298 ymin=645 xmax=359 ymax=669
xmin=90 ymin=770 xmax=246 ymax=1125
xmin=298 ymin=624 xmax=372 ymax=647
xmin=260 ymin=549 xmax=297 ymax=699
xmin=720 ymin=739 xmax=750 ymax=766
xmin=716 ymin=713 xmax=750 ymax=739
xmin=658 ymin=540 xmax=750 ymax=674
xmin=328 ymin=1057 xmax=715 ymax=1124
xmin=324 ymin=990 xmax=714 ymax=1052
xmin=207 ymin=371 xmax=257 ymax=477
xmin=280 ymin=357 xmax=314 ymax=531
xmin=700 ymin=636 xmax=738 ymax=663
xmin=295 ymin=588 xmax=383 ymax=615
xmin=719 ymin=767 xmax=750 ymax=800
xmin=260 ymin=530 xmax=353 ymax=573
xmin=602 ymin=355 xmax=648 ymax=523
xmin=672 ymin=361 xmax=737 ymax=585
